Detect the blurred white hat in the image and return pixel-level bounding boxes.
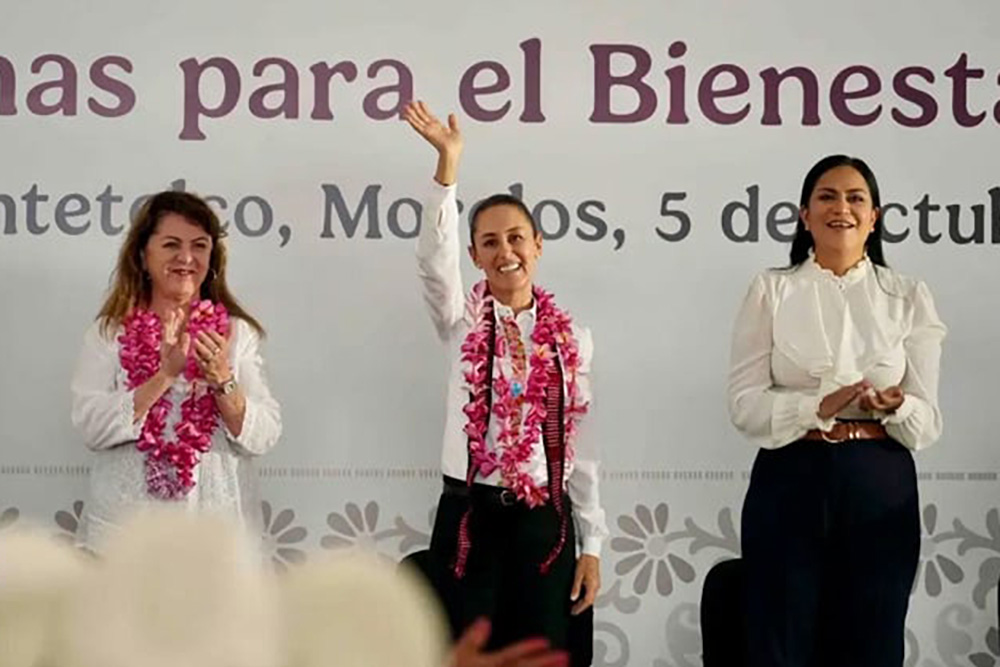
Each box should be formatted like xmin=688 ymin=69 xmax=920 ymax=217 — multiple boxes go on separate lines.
xmin=0 ymin=525 xmax=89 ymax=667
xmin=280 ymin=551 xmax=448 ymax=667
xmin=55 ymin=507 xmax=279 ymax=667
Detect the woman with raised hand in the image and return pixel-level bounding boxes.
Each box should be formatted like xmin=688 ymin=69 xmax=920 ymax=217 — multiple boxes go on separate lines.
xmin=405 ymin=100 xmax=607 ymax=660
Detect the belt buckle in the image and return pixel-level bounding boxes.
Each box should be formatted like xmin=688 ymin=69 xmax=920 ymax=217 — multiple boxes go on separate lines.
xmin=498 ymin=489 xmax=517 ymax=507
xmin=821 ymin=422 xmax=859 ymax=444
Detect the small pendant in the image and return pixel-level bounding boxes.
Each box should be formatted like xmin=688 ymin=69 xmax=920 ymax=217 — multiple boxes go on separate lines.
xmin=511 ymin=381 xmax=523 ymax=398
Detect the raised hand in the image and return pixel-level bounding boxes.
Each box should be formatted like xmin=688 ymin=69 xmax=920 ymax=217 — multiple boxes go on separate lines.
xmin=404 ymin=100 xmax=463 ymax=156
xmin=403 ymin=100 xmax=463 ymax=186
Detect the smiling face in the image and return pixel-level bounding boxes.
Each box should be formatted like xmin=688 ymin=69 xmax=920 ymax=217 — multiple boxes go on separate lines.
xmin=141 ymin=213 xmax=213 ymax=304
xmin=469 ymin=203 xmax=543 ymax=299
xmin=800 ymin=165 xmax=879 ymax=260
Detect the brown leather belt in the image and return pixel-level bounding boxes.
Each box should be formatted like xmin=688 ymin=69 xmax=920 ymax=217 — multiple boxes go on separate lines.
xmin=803 ymin=421 xmax=887 ymax=443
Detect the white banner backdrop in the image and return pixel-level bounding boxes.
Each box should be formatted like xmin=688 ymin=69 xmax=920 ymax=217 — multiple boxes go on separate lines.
xmin=2 ymin=1 xmax=999 ymax=663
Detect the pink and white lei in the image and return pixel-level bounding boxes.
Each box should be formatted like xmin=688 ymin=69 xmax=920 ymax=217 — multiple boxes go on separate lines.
xmin=460 ymin=281 xmax=588 ymax=507
xmin=119 ymin=300 xmax=230 ymax=500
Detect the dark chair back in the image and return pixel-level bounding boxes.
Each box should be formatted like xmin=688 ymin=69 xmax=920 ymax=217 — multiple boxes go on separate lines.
xmin=701 ymin=558 xmax=747 ymax=667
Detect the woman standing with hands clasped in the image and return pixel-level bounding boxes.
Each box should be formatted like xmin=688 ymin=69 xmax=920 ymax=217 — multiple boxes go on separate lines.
xmin=728 ymin=155 xmax=946 ymax=666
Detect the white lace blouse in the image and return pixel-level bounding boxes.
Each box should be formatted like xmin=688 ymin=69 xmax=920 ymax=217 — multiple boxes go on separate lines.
xmin=728 ymin=255 xmax=946 ymax=451
xmin=70 ymin=317 xmax=282 ymax=551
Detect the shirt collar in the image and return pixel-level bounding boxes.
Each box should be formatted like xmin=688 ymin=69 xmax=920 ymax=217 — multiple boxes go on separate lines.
xmin=494 ymin=298 xmax=537 ymax=325
xmin=803 ymin=249 xmax=871 ymax=286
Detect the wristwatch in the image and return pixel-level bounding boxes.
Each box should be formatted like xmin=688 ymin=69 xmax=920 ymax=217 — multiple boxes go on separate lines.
xmin=217 ymin=378 xmax=238 ymax=396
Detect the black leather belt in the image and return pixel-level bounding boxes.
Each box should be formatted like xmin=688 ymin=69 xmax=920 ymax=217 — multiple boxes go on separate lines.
xmin=443 ymin=475 xmax=519 ymax=507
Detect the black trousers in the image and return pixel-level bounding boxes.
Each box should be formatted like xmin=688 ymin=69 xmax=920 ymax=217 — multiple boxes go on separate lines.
xmin=428 ymin=477 xmax=577 ymax=652
xmin=741 ymin=438 xmax=920 ymax=667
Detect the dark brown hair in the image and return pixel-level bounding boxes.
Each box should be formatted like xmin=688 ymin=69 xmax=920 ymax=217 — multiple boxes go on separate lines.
xmin=790 ymin=154 xmax=886 ymax=267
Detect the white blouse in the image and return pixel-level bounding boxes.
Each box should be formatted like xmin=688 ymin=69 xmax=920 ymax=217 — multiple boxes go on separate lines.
xmin=728 ymin=255 xmax=946 ymax=451
xmin=417 ymin=181 xmax=609 ymax=557
xmin=70 ymin=317 xmax=282 ymax=551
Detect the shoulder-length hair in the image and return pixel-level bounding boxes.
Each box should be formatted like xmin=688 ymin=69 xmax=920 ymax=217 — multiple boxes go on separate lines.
xmin=96 ymin=191 xmax=264 ymax=337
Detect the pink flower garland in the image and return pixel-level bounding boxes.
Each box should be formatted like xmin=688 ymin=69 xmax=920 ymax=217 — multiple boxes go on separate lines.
xmin=460 ymin=281 xmax=588 ymax=507
xmin=119 ymin=300 xmax=230 ymax=500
